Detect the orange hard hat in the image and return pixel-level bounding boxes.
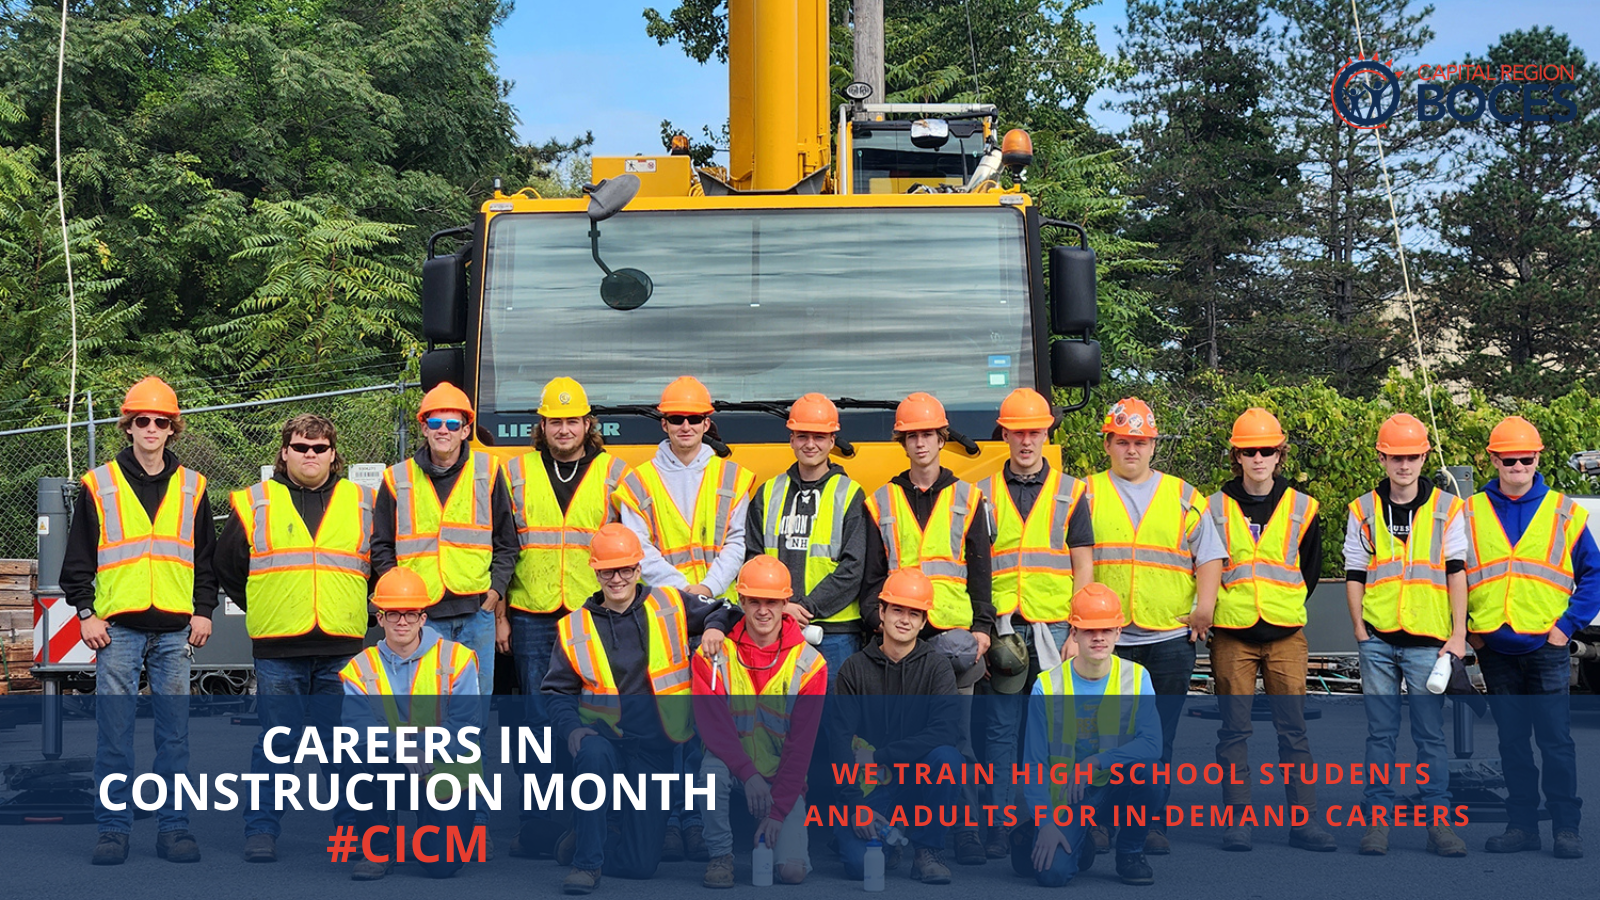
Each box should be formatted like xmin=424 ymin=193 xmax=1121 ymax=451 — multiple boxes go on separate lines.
xmin=1067 ymin=583 xmax=1126 ymax=630
xmin=121 ymin=376 xmax=180 ymax=416
xmin=588 ymin=522 xmax=645 ymax=570
xmin=1486 ymin=416 xmax=1543 ymax=454
xmin=658 ymin=376 xmax=714 ymax=415
xmin=878 ymin=568 xmax=935 ymax=613
xmin=786 ymin=393 xmax=840 ymax=433
xmin=1102 ymin=397 xmax=1158 ymax=438
xmin=371 ymin=567 xmax=436 ymax=611
xmin=736 ymin=555 xmax=794 ymax=601
xmin=894 ymin=392 xmax=948 ymax=432
xmin=417 ymin=383 xmax=474 ymax=423
xmin=997 ymin=388 xmax=1054 ymax=431
xmin=1375 ymin=413 xmax=1431 ymax=456
xmin=1230 ymin=407 xmax=1286 ymax=448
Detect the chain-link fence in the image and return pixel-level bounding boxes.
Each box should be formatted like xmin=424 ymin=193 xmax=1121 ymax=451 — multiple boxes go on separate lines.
xmin=0 ymin=381 xmax=424 ymax=558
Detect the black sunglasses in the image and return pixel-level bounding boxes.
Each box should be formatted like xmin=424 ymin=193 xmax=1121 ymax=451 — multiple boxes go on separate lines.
xmin=1497 ymin=456 xmax=1537 ymax=467
xmin=1238 ymin=447 xmax=1279 ymax=458
xmin=132 ymin=416 xmax=172 ymax=430
xmin=665 ymin=414 xmax=707 ymax=426
xmin=288 ymin=442 xmax=333 ymax=455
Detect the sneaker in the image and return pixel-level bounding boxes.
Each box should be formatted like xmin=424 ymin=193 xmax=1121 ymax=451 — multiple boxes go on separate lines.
xmin=555 ymin=830 xmax=577 ymax=867
xmin=511 ymin=820 xmax=564 ymax=859
xmin=483 ymin=832 xmax=495 ymax=861
xmin=684 ymin=824 xmax=709 ymax=862
xmin=1289 ymin=820 xmax=1337 ymax=853
xmin=1143 ymin=826 xmax=1170 ymax=856
xmin=156 ymin=830 xmax=201 ymax=863
xmin=662 ymin=824 xmax=686 ymax=862
xmin=351 ymin=859 xmax=391 ymax=881
xmin=1554 ymin=831 xmax=1584 ymax=859
xmin=703 ymin=853 xmax=735 ymax=888
xmin=1485 ymin=827 xmax=1541 ymax=853
xmin=1115 ymin=852 xmax=1154 ymax=886
xmin=91 ymin=833 xmax=129 ymax=866
xmin=1426 ymin=824 xmax=1467 ymax=857
xmin=984 ymin=824 xmax=1010 ymax=860
xmin=563 ymin=867 xmax=603 ymax=895
xmin=1076 ymin=837 xmax=1096 ymax=874
xmin=1220 ymin=824 xmax=1252 ymax=852
xmin=1090 ymin=825 xmax=1111 ymax=854
xmin=910 ymin=848 xmax=952 ymax=884
xmin=243 ymin=832 xmax=278 ymax=863
xmin=954 ymin=830 xmax=986 ymax=866
xmin=1359 ymin=824 xmax=1389 ymax=856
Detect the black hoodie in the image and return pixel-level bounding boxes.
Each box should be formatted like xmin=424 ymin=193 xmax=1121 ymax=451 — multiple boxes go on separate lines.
xmin=1345 ymin=476 xmax=1463 ymax=649
xmin=1211 ymin=475 xmax=1323 ymax=644
xmin=861 ymin=467 xmax=994 ymax=637
xmin=829 ymin=635 xmax=959 ymax=803
xmin=61 ymin=447 xmax=218 ymax=632
xmin=743 ymin=462 xmax=868 ymax=634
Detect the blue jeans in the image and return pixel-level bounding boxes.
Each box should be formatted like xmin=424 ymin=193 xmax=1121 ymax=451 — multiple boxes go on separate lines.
xmin=351 ymin=764 xmax=476 ymax=878
xmin=1357 ymin=638 xmax=1450 ymax=807
xmin=1013 ymin=779 xmax=1160 ymax=885
xmin=817 ymin=632 xmax=862 ymax=693
xmin=571 ymin=734 xmax=673 ymax=876
xmin=1115 ymin=636 xmax=1196 ymax=811
xmin=511 ymin=612 xmax=561 ymax=826
xmin=1478 ymin=643 xmax=1581 ymax=833
xmin=94 ymin=623 xmax=192 ymax=835
xmin=245 ymin=655 xmax=353 ymax=837
xmin=985 ymin=623 xmax=1069 ymax=808
xmin=836 ymin=745 xmax=964 ymax=878
xmin=431 ymin=607 xmax=497 ymax=694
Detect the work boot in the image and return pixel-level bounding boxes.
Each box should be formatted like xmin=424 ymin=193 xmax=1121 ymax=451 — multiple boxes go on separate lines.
xmin=984 ymin=824 xmax=1010 ymax=859
xmin=1115 ymin=852 xmax=1154 ymax=886
xmin=703 ymin=854 xmax=735 ymax=888
xmin=1289 ymin=817 xmax=1337 ymax=853
xmin=1554 ymin=831 xmax=1584 ymax=859
xmin=1143 ymin=823 xmax=1170 ymax=855
xmin=684 ymin=824 xmax=709 ymax=862
xmin=662 ymin=824 xmax=686 ymax=861
xmin=910 ymin=847 xmax=952 ymax=884
xmin=1359 ymin=824 xmax=1389 ymax=856
xmin=91 ymin=833 xmax=129 ymax=866
xmin=954 ymin=830 xmax=986 ymax=866
xmin=351 ymin=859 xmax=392 ymax=881
xmin=1076 ymin=838 xmax=1096 ymax=874
xmin=482 ymin=832 xmax=495 ymax=861
xmin=1426 ymin=824 xmax=1467 ymax=857
xmin=885 ymin=842 xmax=903 ymax=870
xmin=554 ymin=830 xmax=577 ymax=867
xmin=1220 ymin=823 xmax=1252 ymax=852
xmin=563 ymin=867 xmax=603 ymax=895
xmin=1090 ymin=825 xmax=1111 ymax=854
xmin=243 ymin=833 xmax=278 ymax=863
xmin=156 ymin=830 xmax=201 ymax=863
xmin=1485 ymin=827 xmax=1541 ymax=853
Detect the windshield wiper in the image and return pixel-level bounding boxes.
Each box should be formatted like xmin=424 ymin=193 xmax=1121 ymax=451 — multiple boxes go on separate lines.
xmin=834 ymin=398 xmax=981 ymax=456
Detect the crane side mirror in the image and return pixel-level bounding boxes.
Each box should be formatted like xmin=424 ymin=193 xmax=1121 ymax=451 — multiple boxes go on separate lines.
xmin=1050 ymin=245 xmax=1097 ymax=335
xmin=420 ymin=347 xmax=465 ymax=393
xmin=421 ymin=245 xmax=469 ymax=343
xmin=1051 ymin=339 xmax=1101 ymax=389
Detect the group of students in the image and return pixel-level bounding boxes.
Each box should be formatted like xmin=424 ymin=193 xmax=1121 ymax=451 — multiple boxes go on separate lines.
xmin=66 ymin=373 xmax=1596 ymax=888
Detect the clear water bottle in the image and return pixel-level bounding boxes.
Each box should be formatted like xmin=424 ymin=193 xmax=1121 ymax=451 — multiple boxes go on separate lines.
xmin=1426 ymin=654 xmax=1454 ymax=694
xmin=862 ymin=839 xmax=885 ymax=891
xmin=753 ymin=834 xmax=774 ymax=886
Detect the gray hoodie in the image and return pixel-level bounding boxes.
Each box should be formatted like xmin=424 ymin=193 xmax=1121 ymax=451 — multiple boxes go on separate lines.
xmin=620 ymin=441 xmax=749 ymax=596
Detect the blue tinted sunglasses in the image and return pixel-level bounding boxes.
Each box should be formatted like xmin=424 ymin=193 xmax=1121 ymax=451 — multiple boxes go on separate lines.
xmin=425 ymin=417 xmax=465 ymax=432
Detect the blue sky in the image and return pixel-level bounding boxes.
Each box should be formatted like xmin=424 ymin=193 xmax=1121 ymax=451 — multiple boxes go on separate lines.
xmin=502 ymin=0 xmax=1596 ymax=156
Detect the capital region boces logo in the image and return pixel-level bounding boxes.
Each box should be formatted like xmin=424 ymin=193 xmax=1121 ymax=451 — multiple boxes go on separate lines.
xmin=1331 ymin=52 xmax=1580 ymax=128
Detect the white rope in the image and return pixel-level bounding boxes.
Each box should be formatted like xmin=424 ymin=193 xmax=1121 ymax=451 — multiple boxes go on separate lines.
xmin=55 ymin=0 xmax=80 ymax=476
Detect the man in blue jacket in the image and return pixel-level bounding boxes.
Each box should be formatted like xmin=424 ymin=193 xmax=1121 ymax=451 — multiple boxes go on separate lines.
xmin=1464 ymin=417 xmax=1599 ymax=860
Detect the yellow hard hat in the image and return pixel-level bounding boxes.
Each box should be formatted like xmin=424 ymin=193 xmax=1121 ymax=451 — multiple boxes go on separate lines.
xmin=539 ymin=377 xmax=591 ymax=418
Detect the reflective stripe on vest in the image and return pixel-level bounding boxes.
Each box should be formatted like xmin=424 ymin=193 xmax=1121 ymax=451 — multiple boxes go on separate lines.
xmin=231 ymin=478 xmax=373 ymax=640
xmin=1349 ymin=488 xmax=1459 ymax=640
xmin=1208 ymin=489 xmax=1316 ymax=629
xmin=507 ymin=452 xmax=629 ymax=614
xmin=339 ymin=638 xmax=482 ymax=791
xmin=1464 ymin=491 xmax=1585 ymax=635
xmin=85 ymin=462 xmax=204 ymax=619
xmin=867 ymin=481 xmax=980 ymax=630
xmin=757 ymin=472 xmax=863 ymax=623
xmin=713 ymin=642 xmax=825 ymax=778
xmin=980 ymin=468 xmax=1084 ymax=622
xmin=630 ymin=456 xmax=754 ymax=600
xmin=556 ymin=587 xmax=695 ymax=743
xmin=385 ymin=452 xmax=497 ymax=600
xmin=1037 ymin=656 xmax=1142 ymax=801
xmin=1086 ymin=472 xmax=1202 ymax=630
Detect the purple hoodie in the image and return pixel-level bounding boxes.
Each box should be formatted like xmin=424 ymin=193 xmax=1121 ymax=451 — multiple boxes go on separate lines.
xmin=1477 ymin=474 xmax=1600 ymax=655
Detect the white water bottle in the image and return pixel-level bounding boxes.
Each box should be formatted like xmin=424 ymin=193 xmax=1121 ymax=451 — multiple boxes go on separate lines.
xmin=753 ymin=835 xmax=774 ymax=886
xmin=862 ymin=839 xmax=885 ymax=892
xmin=1426 ymin=654 xmax=1454 ymax=694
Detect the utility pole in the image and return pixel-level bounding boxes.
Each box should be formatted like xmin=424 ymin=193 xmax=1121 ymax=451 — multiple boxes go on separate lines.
xmin=853 ymin=0 xmax=884 ymax=103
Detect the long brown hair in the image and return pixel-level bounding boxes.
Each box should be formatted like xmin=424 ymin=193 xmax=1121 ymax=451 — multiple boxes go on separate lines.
xmin=118 ymin=412 xmax=186 ymax=447
xmin=274 ymin=413 xmax=344 ymax=478
xmin=534 ymin=416 xmax=605 ymax=453
xmin=1230 ymin=442 xmax=1288 ymax=479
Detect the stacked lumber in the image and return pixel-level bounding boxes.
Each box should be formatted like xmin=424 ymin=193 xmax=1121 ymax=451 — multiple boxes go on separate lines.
xmin=0 ymin=560 xmax=37 ymax=693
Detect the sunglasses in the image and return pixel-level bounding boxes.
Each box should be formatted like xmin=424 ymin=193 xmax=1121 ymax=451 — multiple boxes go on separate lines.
xmin=377 ymin=610 xmax=424 ymax=624
xmin=1497 ymin=456 xmax=1537 ymax=467
xmin=664 ymin=414 xmax=707 ymax=426
xmin=1238 ymin=447 xmax=1279 ymax=458
xmin=597 ymin=566 xmax=638 ymax=582
xmin=288 ymin=442 xmax=332 ymax=455
xmin=424 ymin=417 xmax=465 ymax=432
xmin=132 ymin=416 xmax=172 ymax=430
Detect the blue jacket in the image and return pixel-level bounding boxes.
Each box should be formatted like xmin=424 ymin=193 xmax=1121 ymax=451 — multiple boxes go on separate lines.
xmin=1477 ymin=475 xmax=1600 ymax=655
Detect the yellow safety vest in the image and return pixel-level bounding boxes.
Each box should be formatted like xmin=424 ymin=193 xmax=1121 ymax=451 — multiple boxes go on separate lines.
xmin=1208 ymin=489 xmax=1318 ymax=629
xmin=506 ymin=451 xmax=633 ymax=614
xmin=1086 ymin=472 xmax=1204 ymax=630
xmin=1037 ymin=655 xmax=1144 ymax=801
xmin=230 ymin=478 xmax=374 ymax=640
xmin=384 ymin=452 xmax=498 ymax=601
xmin=755 ymin=471 xmax=863 ymax=623
xmin=712 ymin=640 xmax=826 ymax=778
xmin=625 ymin=456 xmax=755 ymax=601
xmin=339 ymin=638 xmax=481 ymax=796
xmin=1464 ymin=491 xmax=1586 ymax=635
xmin=83 ymin=462 xmax=205 ymax=619
xmin=1349 ymin=488 xmax=1461 ymax=640
xmin=557 ymin=587 xmax=695 ymax=743
xmin=867 ymin=481 xmax=982 ymax=630
xmin=979 ymin=467 xmax=1085 ymax=622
